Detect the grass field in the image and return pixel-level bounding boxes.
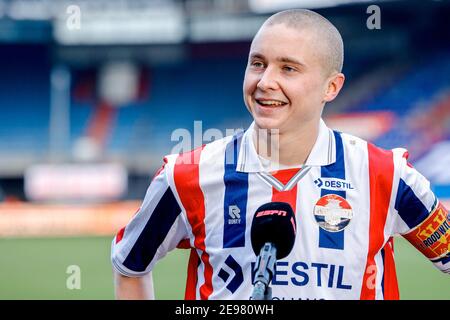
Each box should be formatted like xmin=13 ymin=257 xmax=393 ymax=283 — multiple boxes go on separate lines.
xmin=0 ymin=236 xmax=448 ymax=300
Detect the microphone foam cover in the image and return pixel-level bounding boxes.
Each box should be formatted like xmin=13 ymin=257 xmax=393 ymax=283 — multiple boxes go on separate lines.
xmin=250 ymin=202 xmax=296 ymax=260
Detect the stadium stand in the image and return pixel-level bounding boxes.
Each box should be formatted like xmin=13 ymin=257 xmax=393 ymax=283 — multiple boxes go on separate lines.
xmin=1 ymin=49 xmax=450 ymax=180
xmin=370 ymin=51 xmax=450 ymax=160
xmin=0 ymin=1 xmax=449 ymax=186
xmin=0 ymin=45 xmax=50 ymax=155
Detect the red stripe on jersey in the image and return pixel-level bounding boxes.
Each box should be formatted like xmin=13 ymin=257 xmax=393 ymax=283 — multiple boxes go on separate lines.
xmin=184 ymin=248 xmax=200 ymax=300
xmin=271 ymin=169 xmax=300 ymax=211
xmin=176 ymin=239 xmax=191 ymax=249
xmin=176 ymin=239 xmax=198 ymax=299
xmin=383 ymin=238 xmax=399 ymax=300
xmin=402 ymin=151 xmax=414 ymax=168
xmin=360 ymin=144 xmax=395 ymax=300
xmin=272 ymin=168 xmax=301 ymax=185
xmin=174 ymin=146 xmax=214 ymax=300
xmin=115 ymin=227 xmax=125 ymax=244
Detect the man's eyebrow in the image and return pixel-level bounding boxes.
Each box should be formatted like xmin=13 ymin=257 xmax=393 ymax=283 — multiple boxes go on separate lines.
xmin=277 ymin=56 xmax=306 ymax=67
xmin=249 ymin=52 xmax=265 ymax=60
xmin=249 ymin=52 xmax=305 ymax=67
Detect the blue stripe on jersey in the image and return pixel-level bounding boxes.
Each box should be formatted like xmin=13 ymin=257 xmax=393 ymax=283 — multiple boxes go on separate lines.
xmin=319 ymin=131 xmax=345 ymax=250
xmin=223 ymin=132 xmax=248 ymax=248
xmin=395 ymin=178 xmax=430 ymax=229
xmin=123 ymin=187 xmax=181 ymax=272
xmin=322 ymin=131 xmax=345 ymax=180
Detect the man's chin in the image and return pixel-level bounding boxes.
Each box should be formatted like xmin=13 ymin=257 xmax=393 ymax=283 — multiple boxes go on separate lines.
xmin=253 ymin=118 xmax=282 ymax=132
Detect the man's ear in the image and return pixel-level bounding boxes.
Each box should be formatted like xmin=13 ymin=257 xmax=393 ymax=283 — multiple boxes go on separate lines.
xmin=323 ymin=72 xmax=345 ymax=103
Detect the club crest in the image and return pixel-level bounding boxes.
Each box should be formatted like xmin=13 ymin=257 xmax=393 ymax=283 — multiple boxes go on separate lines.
xmin=313 ymin=194 xmax=353 ymax=232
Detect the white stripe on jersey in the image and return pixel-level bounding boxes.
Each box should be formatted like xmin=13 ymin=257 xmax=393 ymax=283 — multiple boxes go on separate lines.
xmin=340 ymin=133 xmax=372 ymax=299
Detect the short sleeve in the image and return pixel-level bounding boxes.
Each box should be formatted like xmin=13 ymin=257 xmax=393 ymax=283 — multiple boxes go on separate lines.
xmin=392 ymin=150 xmax=450 ymax=274
xmin=111 ymin=158 xmax=189 ymax=277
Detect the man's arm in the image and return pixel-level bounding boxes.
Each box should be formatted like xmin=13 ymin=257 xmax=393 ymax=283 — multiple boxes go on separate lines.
xmin=114 ymin=270 xmax=155 ymax=300
xmin=111 ymin=157 xmax=189 ymax=298
xmin=392 ymin=149 xmax=450 ymax=274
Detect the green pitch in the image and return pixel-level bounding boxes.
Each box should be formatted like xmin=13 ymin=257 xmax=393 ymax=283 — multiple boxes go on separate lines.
xmin=0 ymin=236 xmax=448 ymax=299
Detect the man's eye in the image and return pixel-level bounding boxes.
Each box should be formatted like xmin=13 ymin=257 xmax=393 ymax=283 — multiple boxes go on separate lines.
xmin=251 ymin=61 xmax=264 ymax=68
xmin=283 ymin=66 xmax=296 ymax=72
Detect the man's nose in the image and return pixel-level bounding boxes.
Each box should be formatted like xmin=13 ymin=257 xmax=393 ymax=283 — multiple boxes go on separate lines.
xmin=257 ymin=67 xmax=280 ymax=91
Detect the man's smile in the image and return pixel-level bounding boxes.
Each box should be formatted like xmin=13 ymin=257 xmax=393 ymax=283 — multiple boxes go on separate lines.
xmin=254 ymin=98 xmax=288 ymax=108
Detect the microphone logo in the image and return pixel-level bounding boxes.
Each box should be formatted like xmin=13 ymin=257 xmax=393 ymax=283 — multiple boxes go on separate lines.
xmin=250 ymin=202 xmax=297 ymax=300
xmin=256 ymin=209 xmax=287 ymax=217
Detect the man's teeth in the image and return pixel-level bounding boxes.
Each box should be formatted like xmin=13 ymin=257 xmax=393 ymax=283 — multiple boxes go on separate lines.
xmin=258 ymin=100 xmax=286 ymax=106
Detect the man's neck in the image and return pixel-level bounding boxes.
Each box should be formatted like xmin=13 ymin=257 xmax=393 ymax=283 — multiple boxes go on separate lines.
xmin=253 ymin=119 xmax=320 ymax=167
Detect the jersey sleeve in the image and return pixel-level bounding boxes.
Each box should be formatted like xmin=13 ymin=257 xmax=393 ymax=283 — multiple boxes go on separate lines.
xmin=111 ymin=157 xmax=189 ymax=277
xmin=392 ymin=150 xmax=450 ymax=274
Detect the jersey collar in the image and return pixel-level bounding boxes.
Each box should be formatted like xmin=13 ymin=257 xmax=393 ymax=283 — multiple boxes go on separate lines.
xmin=236 ymin=118 xmax=336 ymax=173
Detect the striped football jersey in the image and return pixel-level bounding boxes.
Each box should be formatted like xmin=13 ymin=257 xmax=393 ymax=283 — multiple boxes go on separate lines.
xmin=111 ymin=119 xmax=450 ymax=300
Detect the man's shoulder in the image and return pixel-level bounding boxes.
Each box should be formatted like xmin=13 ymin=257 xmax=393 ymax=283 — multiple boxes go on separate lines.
xmin=339 ymin=130 xmax=408 ymax=159
xmin=337 ymin=130 xmax=411 ymax=180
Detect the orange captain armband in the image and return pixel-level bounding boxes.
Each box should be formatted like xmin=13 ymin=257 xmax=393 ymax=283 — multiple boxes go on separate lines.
xmin=403 ymin=202 xmax=450 ymax=261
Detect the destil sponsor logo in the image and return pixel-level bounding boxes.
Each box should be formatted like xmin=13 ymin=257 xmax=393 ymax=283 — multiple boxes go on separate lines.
xmin=314 ymin=178 xmax=354 ymax=191
xmin=218 ymin=255 xmax=244 ymax=293
xmin=251 ymin=261 xmax=352 ymax=290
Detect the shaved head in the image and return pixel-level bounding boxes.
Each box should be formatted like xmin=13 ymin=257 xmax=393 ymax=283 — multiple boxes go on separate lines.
xmin=262 ymin=9 xmax=344 ymax=76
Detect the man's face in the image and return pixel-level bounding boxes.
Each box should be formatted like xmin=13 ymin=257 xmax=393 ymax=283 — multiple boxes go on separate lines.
xmin=243 ymin=23 xmax=331 ymax=133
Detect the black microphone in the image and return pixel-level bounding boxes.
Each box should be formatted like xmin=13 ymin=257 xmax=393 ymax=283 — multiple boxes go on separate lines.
xmin=250 ymin=202 xmax=296 ymax=300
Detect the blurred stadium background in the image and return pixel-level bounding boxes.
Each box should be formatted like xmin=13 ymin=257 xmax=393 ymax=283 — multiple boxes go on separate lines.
xmin=0 ymin=0 xmax=449 ymax=299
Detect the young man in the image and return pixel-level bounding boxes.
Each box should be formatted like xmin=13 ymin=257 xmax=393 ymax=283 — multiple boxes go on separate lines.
xmin=111 ymin=9 xmax=449 ymax=300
